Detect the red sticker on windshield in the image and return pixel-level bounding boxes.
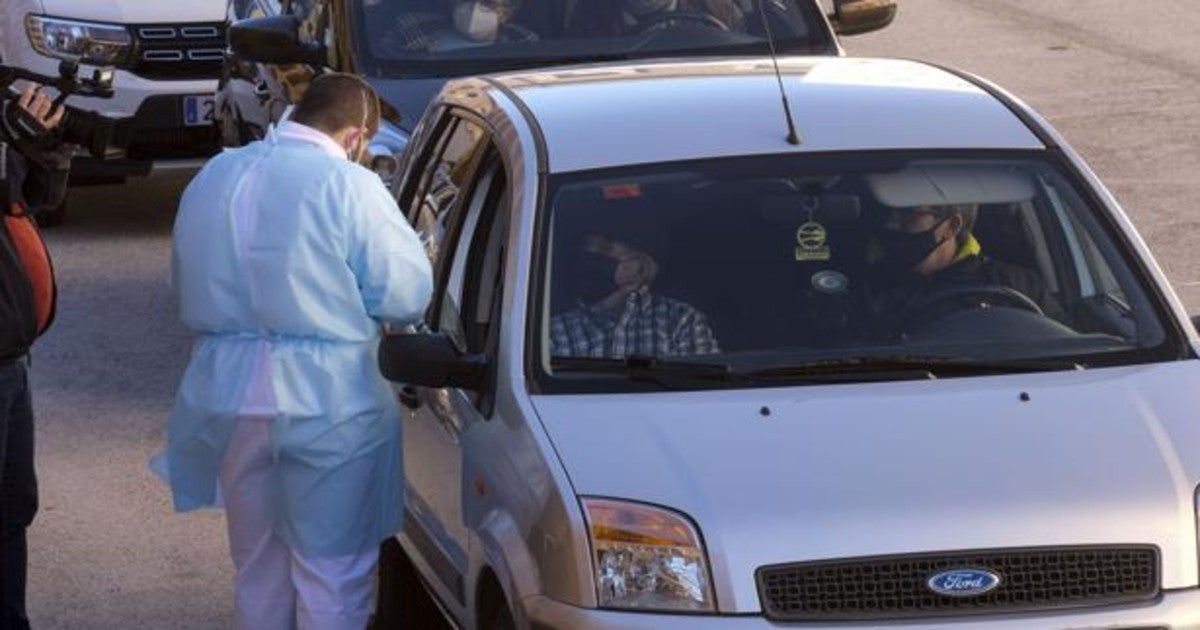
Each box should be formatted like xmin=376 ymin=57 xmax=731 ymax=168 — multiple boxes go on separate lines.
xmin=603 ymin=183 xmax=642 ymax=200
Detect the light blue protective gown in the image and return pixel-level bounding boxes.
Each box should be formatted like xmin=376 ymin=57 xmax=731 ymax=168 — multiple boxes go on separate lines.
xmin=164 ymin=123 xmax=432 ymax=557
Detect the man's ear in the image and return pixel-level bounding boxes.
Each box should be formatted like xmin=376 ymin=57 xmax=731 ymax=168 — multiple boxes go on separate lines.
xmin=946 ymin=213 xmax=965 ymax=237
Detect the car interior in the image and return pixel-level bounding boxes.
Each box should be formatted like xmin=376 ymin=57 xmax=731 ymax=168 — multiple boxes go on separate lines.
xmin=546 ymin=159 xmax=1154 ymax=358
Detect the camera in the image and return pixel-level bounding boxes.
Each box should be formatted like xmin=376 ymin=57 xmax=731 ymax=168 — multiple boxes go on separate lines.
xmin=0 ymin=58 xmax=127 ymax=160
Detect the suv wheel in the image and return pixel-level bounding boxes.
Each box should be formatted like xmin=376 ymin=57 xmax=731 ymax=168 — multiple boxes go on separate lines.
xmin=371 ymin=538 xmax=450 ymax=630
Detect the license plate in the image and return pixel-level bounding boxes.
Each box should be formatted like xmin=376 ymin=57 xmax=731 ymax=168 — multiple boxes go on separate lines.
xmin=182 ymin=94 xmax=216 ymax=127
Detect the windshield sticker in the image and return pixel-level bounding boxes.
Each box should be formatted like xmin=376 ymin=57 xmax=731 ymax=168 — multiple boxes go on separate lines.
xmin=795 ymin=221 xmax=831 ymax=261
xmin=603 ymin=183 xmax=642 ymax=200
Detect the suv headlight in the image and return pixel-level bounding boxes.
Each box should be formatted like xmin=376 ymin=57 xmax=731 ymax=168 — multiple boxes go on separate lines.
xmin=582 ymin=497 xmax=715 ymax=612
xmin=26 ymin=15 xmax=132 ymax=66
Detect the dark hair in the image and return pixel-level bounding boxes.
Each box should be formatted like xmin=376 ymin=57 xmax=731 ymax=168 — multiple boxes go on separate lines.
xmin=291 ymin=73 xmax=381 ymax=137
xmin=931 ymin=203 xmax=978 ymax=247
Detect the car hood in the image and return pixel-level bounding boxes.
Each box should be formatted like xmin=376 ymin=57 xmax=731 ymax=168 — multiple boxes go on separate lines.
xmin=366 ymin=76 xmax=448 ymax=134
xmin=531 ymin=362 xmax=1200 ymax=612
xmin=39 ymin=0 xmax=224 ymax=24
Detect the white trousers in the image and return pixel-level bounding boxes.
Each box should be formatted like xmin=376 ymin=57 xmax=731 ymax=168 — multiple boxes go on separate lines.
xmin=218 ymin=416 xmax=379 ymax=630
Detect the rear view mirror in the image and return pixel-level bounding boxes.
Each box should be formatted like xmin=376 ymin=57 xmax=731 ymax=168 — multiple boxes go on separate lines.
xmin=229 ymin=15 xmax=326 ymax=66
xmin=378 ymin=333 xmax=488 ymax=390
xmin=828 ymin=0 xmax=898 ymax=36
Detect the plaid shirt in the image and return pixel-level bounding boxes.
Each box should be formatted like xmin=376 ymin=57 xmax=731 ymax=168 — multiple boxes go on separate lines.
xmin=550 ymin=287 xmax=720 ymax=359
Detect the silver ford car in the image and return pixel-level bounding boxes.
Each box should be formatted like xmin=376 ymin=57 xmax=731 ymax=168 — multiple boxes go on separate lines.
xmin=375 ymin=56 xmax=1200 ymax=629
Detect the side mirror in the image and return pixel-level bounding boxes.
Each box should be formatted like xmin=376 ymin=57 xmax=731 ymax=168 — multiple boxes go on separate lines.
xmin=828 ymin=0 xmax=898 ymax=36
xmin=379 ymin=333 xmax=488 ymax=390
xmin=229 ymin=15 xmax=326 ymax=66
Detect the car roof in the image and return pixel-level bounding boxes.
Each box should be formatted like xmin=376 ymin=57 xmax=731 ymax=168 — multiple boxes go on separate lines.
xmin=464 ymin=57 xmax=1045 ymax=174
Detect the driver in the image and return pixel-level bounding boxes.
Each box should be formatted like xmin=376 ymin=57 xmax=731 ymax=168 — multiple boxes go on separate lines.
xmin=621 ymin=0 xmax=747 ymax=32
xmin=868 ymin=203 xmax=1064 ymax=335
xmin=376 ymin=0 xmax=537 ymax=53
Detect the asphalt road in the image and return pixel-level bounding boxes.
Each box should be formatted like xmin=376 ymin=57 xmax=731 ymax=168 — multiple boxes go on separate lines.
xmin=22 ymin=2 xmax=1200 ymax=627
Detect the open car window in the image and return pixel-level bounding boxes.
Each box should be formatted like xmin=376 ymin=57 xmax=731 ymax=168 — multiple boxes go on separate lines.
xmin=355 ymin=0 xmax=835 ymax=76
xmin=534 ymin=151 xmax=1183 ymax=392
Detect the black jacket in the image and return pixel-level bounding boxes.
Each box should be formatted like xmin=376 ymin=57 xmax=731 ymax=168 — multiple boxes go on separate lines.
xmin=870 ymin=254 xmax=1066 ymax=339
xmin=0 ymin=113 xmax=69 ymax=360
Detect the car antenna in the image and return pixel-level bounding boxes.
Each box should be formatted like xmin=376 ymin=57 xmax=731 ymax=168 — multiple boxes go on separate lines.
xmin=756 ymin=0 xmax=801 ymax=145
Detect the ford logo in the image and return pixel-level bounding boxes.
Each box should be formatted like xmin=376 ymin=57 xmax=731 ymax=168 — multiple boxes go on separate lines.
xmin=926 ymin=568 xmax=1002 ymax=597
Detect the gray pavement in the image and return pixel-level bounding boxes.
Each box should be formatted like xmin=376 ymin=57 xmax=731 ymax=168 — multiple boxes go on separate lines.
xmin=22 ymin=2 xmax=1200 ymax=627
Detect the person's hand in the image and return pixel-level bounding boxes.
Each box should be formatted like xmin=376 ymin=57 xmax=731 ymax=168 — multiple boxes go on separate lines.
xmin=594 ymin=239 xmax=658 ymax=312
xmin=16 ymin=84 xmax=66 ymax=132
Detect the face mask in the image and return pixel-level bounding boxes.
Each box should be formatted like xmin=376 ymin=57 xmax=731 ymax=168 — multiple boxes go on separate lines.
xmin=453 ymin=2 xmax=502 ymax=42
xmin=572 ymin=251 xmax=619 ymax=305
xmin=875 ymin=217 xmax=951 ymax=273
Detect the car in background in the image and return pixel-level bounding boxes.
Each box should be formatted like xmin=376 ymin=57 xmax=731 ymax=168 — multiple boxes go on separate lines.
xmin=218 ymin=0 xmax=897 ymax=188
xmin=371 ymin=55 xmax=1200 ymax=629
xmin=1 ymin=0 xmax=227 ymax=224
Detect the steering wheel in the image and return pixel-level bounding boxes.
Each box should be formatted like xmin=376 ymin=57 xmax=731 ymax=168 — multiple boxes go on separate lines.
xmin=896 ymin=283 xmax=1044 ymax=334
xmin=635 ymin=11 xmax=730 ymax=33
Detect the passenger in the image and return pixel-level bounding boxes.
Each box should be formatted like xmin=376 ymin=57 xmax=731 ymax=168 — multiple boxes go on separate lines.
xmin=868 ymin=202 xmax=1065 ymax=334
xmin=550 ymin=232 xmax=720 ymax=358
xmin=377 ymin=0 xmax=537 ymax=53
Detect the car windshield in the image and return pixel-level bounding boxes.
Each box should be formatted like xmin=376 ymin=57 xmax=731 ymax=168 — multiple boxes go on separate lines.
xmin=354 ymin=0 xmax=834 ymax=76
xmin=535 ymin=151 xmax=1184 ymax=392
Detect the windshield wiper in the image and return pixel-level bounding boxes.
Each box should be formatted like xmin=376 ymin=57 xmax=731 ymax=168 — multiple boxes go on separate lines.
xmin=550 ymin=355 xmax=740 ymax=388
xmin=745 ymin=355 xmax=1085 ymax=381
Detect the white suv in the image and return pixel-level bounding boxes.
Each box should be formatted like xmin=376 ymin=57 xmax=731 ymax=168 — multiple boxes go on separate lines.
xmin=1 ymin=0 xmax=226 ymax=221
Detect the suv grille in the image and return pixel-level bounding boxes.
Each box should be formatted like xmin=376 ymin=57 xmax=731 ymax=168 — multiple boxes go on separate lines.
xmin=757 ymin=545 xmax=1159 ymax=621
xmin=128 ymin=22 xmax=225 ymax=80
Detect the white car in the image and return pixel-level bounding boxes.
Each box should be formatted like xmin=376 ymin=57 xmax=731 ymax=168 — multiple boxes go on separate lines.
xmin=374 ymin=56 xmax=1200 ymax=629
xmin=0 ymin=0 xmax=226 ymax=222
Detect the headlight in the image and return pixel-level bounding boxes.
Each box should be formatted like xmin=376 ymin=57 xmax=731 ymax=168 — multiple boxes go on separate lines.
xmin=582 ymin=497 xmax=715 ymax=612
xmin=26 ymin=15 xmax=132 ymax=66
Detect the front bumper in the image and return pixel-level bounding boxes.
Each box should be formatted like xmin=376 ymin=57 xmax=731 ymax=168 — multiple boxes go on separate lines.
xmin=523 ymin=588 xmax=1200 ymax=629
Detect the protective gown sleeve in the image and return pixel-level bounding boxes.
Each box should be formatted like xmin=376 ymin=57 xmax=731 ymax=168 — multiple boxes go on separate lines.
xmin=345 ymin=169 xmax=433 ymax=324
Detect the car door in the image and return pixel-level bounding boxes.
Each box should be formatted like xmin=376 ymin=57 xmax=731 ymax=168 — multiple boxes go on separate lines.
xmin=393 ymin=109 xmax=508 ymax=608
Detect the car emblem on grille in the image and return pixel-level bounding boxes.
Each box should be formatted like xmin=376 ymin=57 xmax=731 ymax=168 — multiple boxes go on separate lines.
xmin=926 ymin=568 xmax=1002 ymax=597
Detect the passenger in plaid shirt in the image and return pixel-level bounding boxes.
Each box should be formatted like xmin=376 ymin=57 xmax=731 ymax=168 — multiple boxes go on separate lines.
xmin=375 ymin=0 xmax=538 ymax=54
xmin=550 ymin=234 xmax=720 ymax=358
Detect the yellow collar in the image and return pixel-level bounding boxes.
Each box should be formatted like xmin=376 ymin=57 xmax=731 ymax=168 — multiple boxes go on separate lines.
xmin=953 ymin=234 xmax=982 ymax=263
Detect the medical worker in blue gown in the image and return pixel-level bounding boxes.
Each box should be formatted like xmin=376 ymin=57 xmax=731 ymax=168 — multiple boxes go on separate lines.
xmin=160 ymin=73 xmax=432 ymax=629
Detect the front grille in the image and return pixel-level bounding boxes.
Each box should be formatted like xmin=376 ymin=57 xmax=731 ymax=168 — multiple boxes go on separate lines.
xmin=128 ymin=22 xmax=225 ymax=80
xmin=757 ymin=545 xmax=1159 ymax=621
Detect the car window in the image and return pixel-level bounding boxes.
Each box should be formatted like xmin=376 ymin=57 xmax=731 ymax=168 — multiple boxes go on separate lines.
xmin=402 ymin=115 xmax=489 ymax=267
xmin=293 ymin=0 xmax=339 ymax=66
xmin=439 ymin=156 xmax=509 ymax=350
xmin=535 ymin=151 xmax=1181 ymax=391
xmin=353 ymin=0 xmax=836 ymax=77
xmin=430 ymin=151 xmax=510 ymax=410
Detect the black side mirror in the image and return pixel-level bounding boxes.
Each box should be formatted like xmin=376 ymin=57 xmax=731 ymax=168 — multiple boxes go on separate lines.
xmin=229 ymin=15 xmax=326 ymax=66
xmin=828 ymin=0 xmax=898 ymax=36
xmin=379 ymin=333 xmax=488 ymax=390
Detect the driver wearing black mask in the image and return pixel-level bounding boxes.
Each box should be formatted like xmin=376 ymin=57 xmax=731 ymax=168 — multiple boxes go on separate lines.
xmin=868 ymin=203 xmax=1064 ymax=337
